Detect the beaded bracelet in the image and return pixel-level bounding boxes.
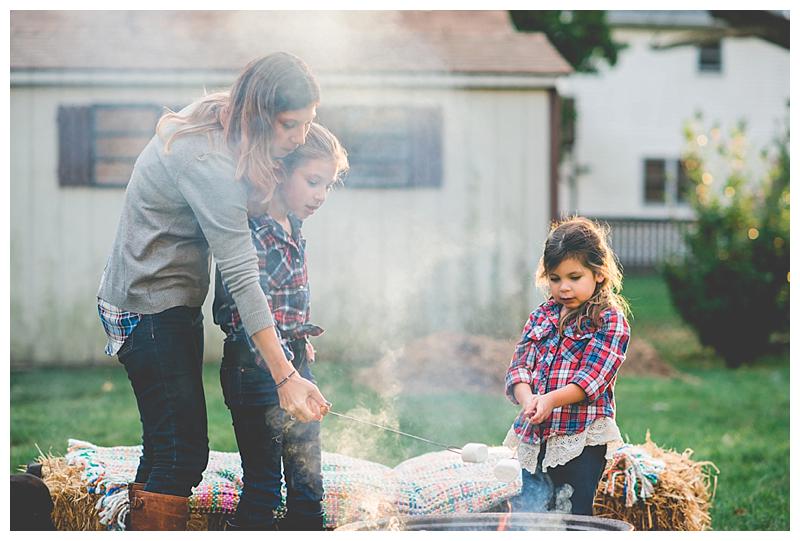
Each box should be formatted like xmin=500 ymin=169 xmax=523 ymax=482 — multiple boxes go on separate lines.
xmin=275 ymin=369 xmax=297 ymax=389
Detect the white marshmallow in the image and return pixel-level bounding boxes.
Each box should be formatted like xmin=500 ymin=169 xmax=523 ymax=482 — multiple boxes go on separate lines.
xmin=494 ymin=458 xmax=522 ymax=483
xmin=459 ymin=443 xmax=489 ymax=463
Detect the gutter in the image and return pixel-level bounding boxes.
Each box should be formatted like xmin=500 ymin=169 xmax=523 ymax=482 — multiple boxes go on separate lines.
xmin=11 ymin=68 xmax=562 ymax=90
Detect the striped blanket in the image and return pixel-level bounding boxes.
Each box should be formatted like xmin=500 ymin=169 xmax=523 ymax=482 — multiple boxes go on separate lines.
xmin=65 ymin=439 xmax=521 ymax=530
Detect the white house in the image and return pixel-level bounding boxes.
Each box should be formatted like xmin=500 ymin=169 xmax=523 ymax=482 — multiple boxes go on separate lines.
xmin=557 ymin=10 xmax=789 ymax=266
xmin=10 ymin=10 xmax=571 ymax=366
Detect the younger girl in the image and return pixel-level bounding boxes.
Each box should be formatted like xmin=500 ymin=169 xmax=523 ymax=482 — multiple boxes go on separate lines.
xmin=504 ymin=217 xmax=630 ymax=516
xmin=213 ymin=123 xmax=349 ymax=530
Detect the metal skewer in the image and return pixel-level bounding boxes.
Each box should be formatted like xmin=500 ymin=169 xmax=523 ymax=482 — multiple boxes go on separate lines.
xmin=511 ymin=416 xmax=534 ymax=460
xmin=327 ymin=409 xmax=463 ymax=456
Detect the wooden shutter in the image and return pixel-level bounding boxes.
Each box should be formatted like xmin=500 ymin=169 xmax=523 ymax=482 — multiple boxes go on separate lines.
xmin=57 ymin=105 xmax=93 ymax=186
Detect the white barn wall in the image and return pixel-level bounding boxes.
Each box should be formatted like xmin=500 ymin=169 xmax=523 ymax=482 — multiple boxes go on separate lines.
xmin=11 ymin=84 xmax=216 ymax=366
xmin=560 ymin=30 xmax=789 ymax=219
xmin=11 ymin=83 xmax=552 ymax=366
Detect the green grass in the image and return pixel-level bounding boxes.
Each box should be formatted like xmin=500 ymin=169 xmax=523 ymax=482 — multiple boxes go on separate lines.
xmin=9 ymin=274 xmax=789 ymax=530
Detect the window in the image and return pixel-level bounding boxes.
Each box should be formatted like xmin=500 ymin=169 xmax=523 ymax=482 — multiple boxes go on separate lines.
xmin=58 ymin=104 xmax=166 ymax=187
xmin=644 ymin=159 xmax=667 ymax=203
xmin=643 ymin=158 xmax=690 ymax=205
xmin=698 ymin=41 xmax=722 ymax=73
xmin=316 ymin=106 xmax=443 ymax=188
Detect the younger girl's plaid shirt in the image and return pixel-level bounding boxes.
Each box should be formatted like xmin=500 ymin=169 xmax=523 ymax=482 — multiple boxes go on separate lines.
xmin=505 ymin=298 xmax=630 ymax=445
xmin=213 ymin=213 xmax=323 ymax=363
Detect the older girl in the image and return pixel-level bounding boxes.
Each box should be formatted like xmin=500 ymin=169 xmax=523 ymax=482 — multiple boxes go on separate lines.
xmin=215 ymin=122 xmax=348 ymax=530
xmin=97 ymin=52 xmax=328 ymax=530
xmin=505 ymin=217 xmax=630 ymax=516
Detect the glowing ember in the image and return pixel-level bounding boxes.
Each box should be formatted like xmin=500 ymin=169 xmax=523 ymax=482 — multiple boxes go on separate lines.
xmin=496 ymin=501 xmax=512 ymax=531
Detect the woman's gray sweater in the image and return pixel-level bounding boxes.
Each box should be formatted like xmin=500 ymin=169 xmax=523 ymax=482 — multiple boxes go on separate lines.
xmin=98 ymin=125 xmax=274 ymax=337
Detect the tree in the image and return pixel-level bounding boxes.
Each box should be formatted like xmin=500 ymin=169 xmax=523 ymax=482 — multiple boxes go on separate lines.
xmin=509 ymin=11 xmax=625 ymax=73
xmin=663 ymin=115 xmax=789 ymax=367
xmin=650 ymin=11 xmax=789 ymax=50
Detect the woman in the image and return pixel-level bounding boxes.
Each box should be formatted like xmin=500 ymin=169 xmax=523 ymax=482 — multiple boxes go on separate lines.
xmin=97 ymin=52 xmax=328 ymax=530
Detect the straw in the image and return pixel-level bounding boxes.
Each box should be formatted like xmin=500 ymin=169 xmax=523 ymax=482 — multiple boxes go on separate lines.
xmin=593 ymin=431 xmax=719 ymax=531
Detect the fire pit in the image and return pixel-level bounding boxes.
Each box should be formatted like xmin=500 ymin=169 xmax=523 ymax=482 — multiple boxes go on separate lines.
xmin=336 ymin=512 xmax=633 ymax=531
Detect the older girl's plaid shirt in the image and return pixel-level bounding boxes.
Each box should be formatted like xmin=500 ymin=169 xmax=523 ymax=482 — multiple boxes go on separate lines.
xmin=505 ymin=298 xmax=630 ymax=445
xmin=213 ymin=213 xmax=323 ymax=363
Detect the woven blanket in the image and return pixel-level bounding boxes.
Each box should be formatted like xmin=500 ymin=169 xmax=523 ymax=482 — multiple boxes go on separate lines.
xmin=65 ymin=439 xmax=521 ymax=530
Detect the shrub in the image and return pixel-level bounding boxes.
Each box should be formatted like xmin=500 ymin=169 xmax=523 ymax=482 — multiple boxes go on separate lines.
xmin=663 ymin=116 xmax=789 ymax=367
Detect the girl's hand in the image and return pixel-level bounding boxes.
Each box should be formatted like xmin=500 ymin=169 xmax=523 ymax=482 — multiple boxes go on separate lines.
xmin=527 ymin=393 xmax=556 ymax=425
xmin=277 ymin=375 xmax=327 ymax=422
xmin=520 ymin=394 xmax=538 ymax=419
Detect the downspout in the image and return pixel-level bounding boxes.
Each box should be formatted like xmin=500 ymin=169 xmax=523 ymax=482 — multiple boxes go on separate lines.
xmin=548 ymin=88 xmax=561 ymax=224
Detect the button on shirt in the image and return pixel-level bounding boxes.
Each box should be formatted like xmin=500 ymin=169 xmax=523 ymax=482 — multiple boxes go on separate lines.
xmin=505 ymin=298 xmax=630 ymax=445
xmin=213 ymin=213 xmax=323 ymax=363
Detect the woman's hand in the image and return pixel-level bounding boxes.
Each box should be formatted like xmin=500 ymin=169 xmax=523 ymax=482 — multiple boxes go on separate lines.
xmin=277 ymin=375 xmax=328 ymax=422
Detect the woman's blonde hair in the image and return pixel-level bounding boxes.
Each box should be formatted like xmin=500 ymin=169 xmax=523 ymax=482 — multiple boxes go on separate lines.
xmin=279 ymin=122 xmax=349 ymax=184
xmin=157 ymin=52 xmax=320 ymax=196
xmin=537 ymin=216 xmax=630 ymax=334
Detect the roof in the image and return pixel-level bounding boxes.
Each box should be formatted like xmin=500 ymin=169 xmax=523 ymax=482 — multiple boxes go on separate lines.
xmin=10 ymin=11 xmax=572 ymax=77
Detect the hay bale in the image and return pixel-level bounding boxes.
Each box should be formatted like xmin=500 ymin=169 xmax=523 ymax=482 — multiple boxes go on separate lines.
xmin=37 ymin=456 xmax=104 ymax=531
xmin=594 ymin=433 xmax=719 ymax=530
xmin=36 ymin=455 xmax=227 ymax=531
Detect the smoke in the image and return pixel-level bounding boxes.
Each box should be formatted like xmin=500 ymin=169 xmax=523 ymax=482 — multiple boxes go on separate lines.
xmin=325 ymin=405 xmax=402 ymax=464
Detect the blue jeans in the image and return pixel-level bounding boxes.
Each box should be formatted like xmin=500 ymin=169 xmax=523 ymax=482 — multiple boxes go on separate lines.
xmin=510 ymin=440 xmax=607 ymax=516
xmin=117 ymin=306 xmax=208 ymax=497
xmin=221 ymin=340 xmax=323 ymax=529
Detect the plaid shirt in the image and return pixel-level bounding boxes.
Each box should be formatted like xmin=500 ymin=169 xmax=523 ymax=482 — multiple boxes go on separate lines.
xmin=505 ymin=298 xmax=629 ymax=445
xmin=213 ymin=213 xmax=323 ymax=363
xmin=97 ymin=298 xmax=141 ymax=356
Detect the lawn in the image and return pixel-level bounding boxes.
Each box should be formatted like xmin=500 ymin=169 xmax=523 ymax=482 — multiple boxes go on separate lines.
xmin=9 ymin=274 xmax=789 ymax=530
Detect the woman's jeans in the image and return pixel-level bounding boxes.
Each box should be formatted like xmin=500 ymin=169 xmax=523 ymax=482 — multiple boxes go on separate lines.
xmin=510 ymin=440 xmax=607 ymax=516
xmin=117 ymin=306 xmax=208 ymax=498
xmin=221 ymin=339 xmax=323 ymax=528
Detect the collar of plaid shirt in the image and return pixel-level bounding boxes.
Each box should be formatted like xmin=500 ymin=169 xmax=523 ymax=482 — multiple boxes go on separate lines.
xmin=536 ymin=298 xmax=595 ymax=340
xmin=249 ymin=212 xmax=304 ymax=245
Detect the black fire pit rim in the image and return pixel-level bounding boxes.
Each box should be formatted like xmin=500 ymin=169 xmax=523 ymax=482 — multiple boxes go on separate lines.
xmin=335 ymin=512 xmax=634 ymax=531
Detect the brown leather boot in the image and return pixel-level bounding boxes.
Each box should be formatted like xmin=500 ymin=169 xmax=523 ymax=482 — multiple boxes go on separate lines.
xmin=128 ymin=483 xmax=146 ymax=501
xmin=124 ymin=483 xmax=146 ymax=530
xmin=129 ymin=489 xmax=189 ymax=531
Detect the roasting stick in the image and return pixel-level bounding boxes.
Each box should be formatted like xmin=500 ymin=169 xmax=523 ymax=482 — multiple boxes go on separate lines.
xmin=327 ymin=409 xmax=488 ymax=461
xmin=494 ymin=416 xmax=534 ymax=482
xmin=327 ymin=409 xmax=461 ymax=455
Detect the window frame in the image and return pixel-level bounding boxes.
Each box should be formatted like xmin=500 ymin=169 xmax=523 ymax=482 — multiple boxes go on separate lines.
xmin=643 ymin=157 xmax=691 ymax=207
xmin=698 ymin=41 xmax=723 ymax=74
xmin=58 ymin=102 xmax=168 ymax=188
xmin=315 ymin=105 xmax=444 ymax=190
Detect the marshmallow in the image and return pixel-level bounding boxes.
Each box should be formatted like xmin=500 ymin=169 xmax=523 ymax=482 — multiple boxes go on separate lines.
xmin=459 ymin=443 xmax=489 ymax=463
xmin=494 ymin=458 xmax=522 ymax=483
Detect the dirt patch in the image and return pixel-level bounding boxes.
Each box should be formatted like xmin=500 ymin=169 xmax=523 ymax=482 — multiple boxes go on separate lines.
xmin=620 ymin=337 xmax=681 ymax=379
xmin=357 ymin=331 xmax=680 ymax=396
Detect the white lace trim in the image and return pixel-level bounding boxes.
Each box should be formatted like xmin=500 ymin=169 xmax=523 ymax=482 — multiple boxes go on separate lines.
xmin=502 ymin=417 xmax=623 ymax=474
